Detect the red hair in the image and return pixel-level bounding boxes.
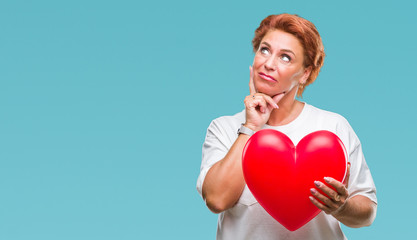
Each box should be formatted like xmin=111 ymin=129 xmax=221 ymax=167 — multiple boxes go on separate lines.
xmin=252 ymin=14 xmax=325 ymax=97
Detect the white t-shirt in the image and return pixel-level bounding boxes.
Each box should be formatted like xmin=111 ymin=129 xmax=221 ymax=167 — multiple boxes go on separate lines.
xmin=197 ymin=103 xmax=377 ymax=240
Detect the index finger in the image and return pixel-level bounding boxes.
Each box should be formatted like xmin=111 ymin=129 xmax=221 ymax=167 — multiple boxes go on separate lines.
xmin=249 ymin=66 xmax=256 ymax=95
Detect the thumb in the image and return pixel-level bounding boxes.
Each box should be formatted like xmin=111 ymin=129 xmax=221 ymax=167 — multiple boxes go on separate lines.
xmin=343 ymin=162 xmax=351 ymax=188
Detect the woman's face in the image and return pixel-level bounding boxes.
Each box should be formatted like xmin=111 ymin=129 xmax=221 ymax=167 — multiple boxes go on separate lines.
xmin=252 ymin=29 xmax=311 ymax=98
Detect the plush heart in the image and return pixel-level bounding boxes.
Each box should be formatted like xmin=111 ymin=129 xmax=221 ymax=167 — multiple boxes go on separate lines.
xmin=242 ymin=129 xmax=347 ymax=231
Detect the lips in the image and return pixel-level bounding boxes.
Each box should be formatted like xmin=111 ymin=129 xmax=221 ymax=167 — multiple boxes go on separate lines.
xmin=259 ymin=72 xmax=277 ymax=82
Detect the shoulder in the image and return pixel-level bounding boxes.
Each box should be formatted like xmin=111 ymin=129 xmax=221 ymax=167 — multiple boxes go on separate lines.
xmin=306 ymin=104 xmax=352 ymax=130
xmin=307 ymin=104 xmax=349 ymax=125
xmin=306 ymin=104 xmax=360 ymax=152
xmin=201 ymin=110 xmax=245 ymax=150
xmin=208 ymin=110 xmax=245 ymax=134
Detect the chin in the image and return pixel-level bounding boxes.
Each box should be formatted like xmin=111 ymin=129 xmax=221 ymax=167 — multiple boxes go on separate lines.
xmin=254 ymin=79 xmax=277 ymax=93
xmin=255 ymin=85 xmax=279 ymax=97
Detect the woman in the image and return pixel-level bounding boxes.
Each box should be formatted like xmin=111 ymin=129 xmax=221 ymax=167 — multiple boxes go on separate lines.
xmin=197 ymin=14 xmax=377 ymax=239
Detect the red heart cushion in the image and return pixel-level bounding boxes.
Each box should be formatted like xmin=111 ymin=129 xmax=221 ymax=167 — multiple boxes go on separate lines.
xmin=242 ymin=129 xmax=347 ymax=231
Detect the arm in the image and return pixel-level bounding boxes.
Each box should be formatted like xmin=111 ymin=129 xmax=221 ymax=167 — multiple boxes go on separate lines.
xmin=202 ymin=133 xmax=250 ymax=213
xmin=202 ymin=66 xmax=282 ymax=213
xmin=309 ymin=168 xmax=377 ymax=228
xmin=332 ymin=195 xmax=377 ymax=228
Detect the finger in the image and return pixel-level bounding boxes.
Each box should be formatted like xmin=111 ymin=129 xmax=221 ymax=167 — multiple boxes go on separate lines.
xmin=261 ymin=94 xmax=279 ymax=109
xmin=309 ymin=196 xmax=331 ymax=214
xmin=246 ymin=97 xmax=259 ymax=110
xmin=272 ymin=92 xmax=286 ymax=104
xmin=314 ymin=180 xmax=341 ymax=202
xmin=247 ymin=96 xmax=261 ymax=111
xmin=310 ymin=188 xmax=339 ymax=209
xmin=253 ymin=96 xmax=268 ymax=114
xmin=343 ymin=162 xmax=351 ymax=188
xmin=249 ymin=66 xmax=256 ymax=95
xmin=324 ymin=177 xmax=348 ymax=197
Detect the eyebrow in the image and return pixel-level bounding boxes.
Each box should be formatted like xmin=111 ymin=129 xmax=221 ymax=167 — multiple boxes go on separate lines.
xmin=261 ymin=42 xmax=296 ymax=56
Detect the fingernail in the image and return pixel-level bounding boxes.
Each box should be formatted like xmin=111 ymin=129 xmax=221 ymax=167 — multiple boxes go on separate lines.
xmin=314 ymin=181 xmax=321 ymax=187
xmin=324 ymin=177 xmax=331 ymax=183
xmin=309 ymin=196 xmax=314 ymax=201
xmin=310 ymin=188 xmax=317 ymax=194
xmin=274 ymin=103 xmax=279 ymax=109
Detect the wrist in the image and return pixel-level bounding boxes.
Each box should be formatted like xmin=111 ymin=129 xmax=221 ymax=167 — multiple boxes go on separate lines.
xmin=243 ymin=123 xmax=260 ymax=132
xmin=238 ymin=123 xmax=257 ymax=136
xmin=332 ymin=198 xmax=349 ymax=219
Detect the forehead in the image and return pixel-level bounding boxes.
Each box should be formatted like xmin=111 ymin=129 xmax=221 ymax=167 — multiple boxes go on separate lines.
xmin=261 ymin=29 xmax=304 ymax=54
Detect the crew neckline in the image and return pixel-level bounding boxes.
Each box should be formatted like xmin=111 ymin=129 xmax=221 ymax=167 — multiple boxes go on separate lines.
xmin=263 ymin=102 xmax=311 ymax=132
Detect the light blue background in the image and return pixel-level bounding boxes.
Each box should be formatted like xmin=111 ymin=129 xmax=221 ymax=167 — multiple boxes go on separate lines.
xmin=1 ymin=0 xmax=416 ymax=239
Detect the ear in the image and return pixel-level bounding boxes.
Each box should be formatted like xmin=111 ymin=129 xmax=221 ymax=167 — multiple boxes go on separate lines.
xmin=299 ymin=66 xmax=312 ymax=85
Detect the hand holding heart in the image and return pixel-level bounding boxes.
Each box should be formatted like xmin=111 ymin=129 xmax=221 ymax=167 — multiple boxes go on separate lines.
xmin=309 ymin=163 xmax=351 ymax=216
xmin=244 ymin=66 xmax=285 ymax=131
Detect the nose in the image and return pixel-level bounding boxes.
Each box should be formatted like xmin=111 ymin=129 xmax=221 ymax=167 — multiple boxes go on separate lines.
xmin=264 ymin=56 xmax=277 ymax=71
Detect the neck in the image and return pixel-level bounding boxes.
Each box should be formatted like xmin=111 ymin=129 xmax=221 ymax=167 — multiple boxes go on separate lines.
xmin=267 ymin=86 xmax=304 ymax=126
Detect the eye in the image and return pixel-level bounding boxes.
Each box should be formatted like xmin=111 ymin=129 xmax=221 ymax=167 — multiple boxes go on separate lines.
xmin=260 ymin=47 xmax=270 ymax=55
xmin=281 ymin=54 xmax=291 ymax=63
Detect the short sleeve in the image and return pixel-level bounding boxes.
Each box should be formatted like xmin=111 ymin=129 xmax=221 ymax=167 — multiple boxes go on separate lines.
xmin=331 ymin=114 xmax=377 ymax=204
xmin=346 ymin=142 xmax=377 ymax=204
xmin=196 ymin=120 xmax=231 ymax=198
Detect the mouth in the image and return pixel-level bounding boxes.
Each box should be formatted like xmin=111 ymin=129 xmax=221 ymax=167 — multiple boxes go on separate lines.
xmin=259 ymin=72 xmax=277 ymax=82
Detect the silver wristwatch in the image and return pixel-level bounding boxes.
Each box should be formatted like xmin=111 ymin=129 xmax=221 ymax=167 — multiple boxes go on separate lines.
xmin=237 ymin=124 xmax=255 ymax=136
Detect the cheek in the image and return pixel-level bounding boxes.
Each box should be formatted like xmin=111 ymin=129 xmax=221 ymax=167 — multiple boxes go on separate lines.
xmin=279 ymin=65 xmax=302 ymax=79
xmin=253 ymin=55 xmax=265 ymax=68
xmin=289 ymin=69 xmax=304 ymax=81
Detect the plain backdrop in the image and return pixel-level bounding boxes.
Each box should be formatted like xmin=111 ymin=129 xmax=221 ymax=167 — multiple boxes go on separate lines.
xmin=1 ymin=0 xmax=416 ymax=239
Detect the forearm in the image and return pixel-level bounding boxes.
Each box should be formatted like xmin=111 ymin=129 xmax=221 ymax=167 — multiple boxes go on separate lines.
xmin=202 ymin=134 xmax=251 ymax=213
xmin=333 ymin=195 xmax=377 ymax=228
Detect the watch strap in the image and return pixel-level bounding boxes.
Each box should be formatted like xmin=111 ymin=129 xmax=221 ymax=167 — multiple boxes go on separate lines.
xmin=237 ymin=124 xmax=255 ymax=136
